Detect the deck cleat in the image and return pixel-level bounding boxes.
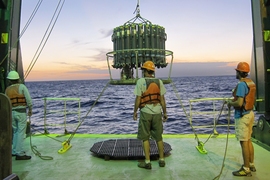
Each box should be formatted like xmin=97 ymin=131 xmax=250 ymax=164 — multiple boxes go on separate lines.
xmin=196 ymin=141 xmax=207 ymax=154
xmin=58 ymin=140 xmax=72 ymax=154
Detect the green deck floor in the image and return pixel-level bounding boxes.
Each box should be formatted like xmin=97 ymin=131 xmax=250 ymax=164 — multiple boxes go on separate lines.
xmin=10 ymin=134 xmax=270 ymax=180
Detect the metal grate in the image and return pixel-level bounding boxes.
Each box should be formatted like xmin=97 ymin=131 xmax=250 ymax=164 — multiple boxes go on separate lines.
xmin=90 ymin=139 xmax=172 ymax=160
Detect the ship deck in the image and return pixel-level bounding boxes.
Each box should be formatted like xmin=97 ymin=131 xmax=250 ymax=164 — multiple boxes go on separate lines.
xmin=10 ymin=134 xmax=270 ymax=180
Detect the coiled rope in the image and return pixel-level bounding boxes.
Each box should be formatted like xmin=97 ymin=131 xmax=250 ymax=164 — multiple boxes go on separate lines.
xmin=28 ymin=117 xmax=54 ymax=160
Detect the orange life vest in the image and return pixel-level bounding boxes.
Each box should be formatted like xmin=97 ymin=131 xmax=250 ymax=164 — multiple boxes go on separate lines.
xmin=139 ymin=79 xmax=161 ymax=108
xmin=232 ymin=78 xmax=256 ymax=111
xmin=5 ymin=84 xmax=27 ymax=107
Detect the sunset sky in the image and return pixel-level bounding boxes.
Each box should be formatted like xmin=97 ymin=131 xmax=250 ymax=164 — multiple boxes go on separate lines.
xmin=20 ymin=0 xmax=253 ymax=81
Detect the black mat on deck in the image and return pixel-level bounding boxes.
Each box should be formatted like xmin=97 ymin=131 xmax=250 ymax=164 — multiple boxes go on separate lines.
xmin=90 ymin=139 xmax=172 ymax=160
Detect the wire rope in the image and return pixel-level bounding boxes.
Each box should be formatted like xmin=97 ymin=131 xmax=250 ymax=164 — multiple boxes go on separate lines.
xmin=0 ymin=0 xmax=43 ymax=66
xmin=24 ymin=0 xmax=65 ymax=80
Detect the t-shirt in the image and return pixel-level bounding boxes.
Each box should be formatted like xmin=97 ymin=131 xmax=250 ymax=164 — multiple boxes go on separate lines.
xmin=134 ymin=77 xmax=166 ymax=114
xmin=234 ymin=81 xmax=250 ymax=118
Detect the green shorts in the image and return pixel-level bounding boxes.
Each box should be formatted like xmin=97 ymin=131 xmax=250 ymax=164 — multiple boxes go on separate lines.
xmin=137 ymin=111 xmax=163 ymax=141
xmin=235 ymin=111 xmax=254 ymax=141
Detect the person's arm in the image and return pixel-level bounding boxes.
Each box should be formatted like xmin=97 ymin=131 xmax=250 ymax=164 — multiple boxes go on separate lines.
xmin=21 ymin=85 xmax=33 ymax=117
xmin=228 ymin=97 xmax=244 ymax=108
xmin=228 ymin=83 xmax=245 ymax=108
xmin=133 ymin=96 xmax=141 ymax=121
xmin=160 ymin=94 xmax=168 ymax=122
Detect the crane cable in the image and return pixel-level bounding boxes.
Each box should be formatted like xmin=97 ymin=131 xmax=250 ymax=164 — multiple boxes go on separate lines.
xmin=24 ymin=0 xmax=66 ymax=80
xmin=0 ymin=0 xmax=43 ymax=67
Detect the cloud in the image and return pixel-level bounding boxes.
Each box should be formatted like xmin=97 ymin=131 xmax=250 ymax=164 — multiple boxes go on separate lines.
xmin=80 ymin=48 xmax=113 ymax=62
xmin=99 ymin=29 xmax=113 ymax=39
xmin=155 ymin=62 xmax=235 ymax=78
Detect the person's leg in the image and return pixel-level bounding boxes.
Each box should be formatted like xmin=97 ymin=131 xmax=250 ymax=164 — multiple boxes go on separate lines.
xmin=248 ymin=140 xmax=254 ymax=163
xmin=248 ymin=111 xmax=255 ymax=168
xmin=143 ymin=140 xmax=150 ymax=161
xmin=157 ymin=140 xmax=164 ymax=159
xmin=240 ymin=141 xmax=250 ymax=168
xmin=157 ymin=140 xmax=166 ymax=167
xmin=137 ymin=112 xmax=152 ymax=169
xmin=16 ymin=112 xmax=27 ymax=156
xmin=12 ymin=111 xmax=18 ymax=155
xmin=233 ymin=114 xmax=253 ymax=176
xmin=248 ymin=139 xmax=256 ymax=171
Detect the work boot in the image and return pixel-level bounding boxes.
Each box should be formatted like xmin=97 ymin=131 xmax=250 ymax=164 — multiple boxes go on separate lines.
xmin=250 ymin=165 xmax=256 ymax=172
xmin=159 ymin=160 xmax=166 ymax=167
xmin=138 ymin=162 xmax=152 ymax=169
xmin=232 ymin=165 xmax=252 ymax=177
xmin=16 ymin=155 xmax=31 ymax=160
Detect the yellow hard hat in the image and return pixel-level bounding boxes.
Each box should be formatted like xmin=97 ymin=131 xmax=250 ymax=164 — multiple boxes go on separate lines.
xmin=141 ymin=61 xmax=155 ymax=71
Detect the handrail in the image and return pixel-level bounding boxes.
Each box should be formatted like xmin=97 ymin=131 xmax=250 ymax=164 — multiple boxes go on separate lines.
xmin=189 ymin=97 xmax=232 ymax=134
xmin=42 ymin=97 xmax=81 ymax=134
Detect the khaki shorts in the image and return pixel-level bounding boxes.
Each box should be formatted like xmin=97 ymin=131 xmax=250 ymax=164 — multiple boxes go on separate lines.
xmin=235 ymin=111 xmax=254 ymax=141
xmin=137 ymin=111 xmax=163 ymax=141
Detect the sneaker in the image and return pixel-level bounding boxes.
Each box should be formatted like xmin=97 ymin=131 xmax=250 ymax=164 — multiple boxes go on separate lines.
xmin=138 ymin=162 xmax=152 ymax=169
xmin=15 ymin=155 xmax=31 ymax=160
xmin=250 ymin=165 xmax=256 ymax=172
xmin=232 ymin=165 xmax=252 ymax=177
xmin=159 ymin=160 xmax=166 ymax=167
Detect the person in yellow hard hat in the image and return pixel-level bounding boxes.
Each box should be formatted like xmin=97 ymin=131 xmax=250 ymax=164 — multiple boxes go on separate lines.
xmin=133 ymin=60 xmax=168 ymax=169
xmin=226 ymin=62 xmax=256 ymax=176
xmin=5 ymin=71 xmax=33 ymax=160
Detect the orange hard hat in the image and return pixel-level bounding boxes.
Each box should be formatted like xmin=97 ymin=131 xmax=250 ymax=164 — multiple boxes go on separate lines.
xmin=141 ymin=61 xmax=155 ymax=71
xmin=235 ymin=62 xmax=250 ymax=73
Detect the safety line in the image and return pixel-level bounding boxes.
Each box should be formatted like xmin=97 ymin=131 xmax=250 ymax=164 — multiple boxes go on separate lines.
xmin=66 ymin=81 xmax=110 ymax=142
xmin=171 ymin=80 xmax=228 ymax=145
xmin=171 ymin=80 xmax=203 ymax=143
xmin=213 ymin=107 xmax=231 ymax=180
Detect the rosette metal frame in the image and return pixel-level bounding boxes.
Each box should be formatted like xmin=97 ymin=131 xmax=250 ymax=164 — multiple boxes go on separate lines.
xmin=106 ymin=2 xmax=173 ymax=85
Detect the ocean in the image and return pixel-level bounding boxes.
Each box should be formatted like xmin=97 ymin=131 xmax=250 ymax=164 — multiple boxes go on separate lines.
xmin=25 ymin=75 xmax=245 ymax=135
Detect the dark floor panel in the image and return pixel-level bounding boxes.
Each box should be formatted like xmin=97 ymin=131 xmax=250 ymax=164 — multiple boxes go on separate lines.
xmin=90 ymin=139 xmax=172 ymax=160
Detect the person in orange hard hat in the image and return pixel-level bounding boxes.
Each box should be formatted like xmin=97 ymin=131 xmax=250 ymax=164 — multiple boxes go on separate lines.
xmin=133 ymin=60 xmax=168 ymax=169
xmin=226 ymin=62 xmax=256 ymax=176
xmin=5 ymin=71 xmax=32 ymax=160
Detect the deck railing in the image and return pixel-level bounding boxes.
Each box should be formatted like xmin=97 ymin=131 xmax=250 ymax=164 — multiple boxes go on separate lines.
xmin=188 ymin=97 xmax=233 ymax=134
xmin=42 ymin=97 xmax=81 ymax=135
